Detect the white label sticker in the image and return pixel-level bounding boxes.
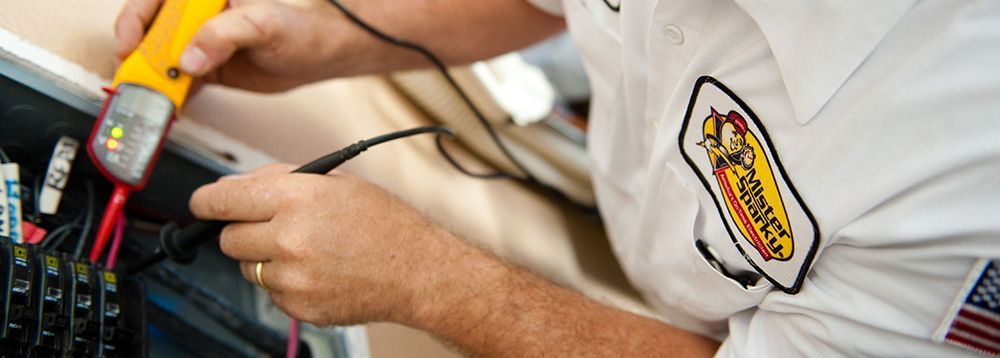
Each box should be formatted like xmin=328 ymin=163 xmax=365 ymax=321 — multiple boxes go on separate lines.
xmin=3 ymin=163 xmax=23 ymax=242
xmin=39 ymin=136 xmax=80 ymax=214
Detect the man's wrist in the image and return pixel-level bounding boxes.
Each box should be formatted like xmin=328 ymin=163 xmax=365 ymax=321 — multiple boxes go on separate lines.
xmin=313 ymin=5 xmax=367 ymax=79
xmin=398 ymin=228 xmax=510 ymax=333
xmin=315 ymin=1 xmax=426 ymax=78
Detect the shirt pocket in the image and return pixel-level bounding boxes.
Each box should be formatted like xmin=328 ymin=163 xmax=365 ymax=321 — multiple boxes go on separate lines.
xmin=628 ymin=161 xmax=772 ymax=324
xmin=665 ymin=206 xmax=772 ymax=322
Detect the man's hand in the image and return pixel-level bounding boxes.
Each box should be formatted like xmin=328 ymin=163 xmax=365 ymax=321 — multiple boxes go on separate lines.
xmin=116 ymin=0 xmax=355 ymax=92
xmin=115 ymin=0 xmax=565 ymax=92
xmin=189 ymin=163 xmax=446 ymax=325
xmin=190 ymin=163 xmax=720 ymax=356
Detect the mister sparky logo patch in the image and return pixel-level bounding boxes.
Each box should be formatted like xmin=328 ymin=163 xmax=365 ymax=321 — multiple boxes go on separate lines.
xmin=679 ymin=76 xmax=819 ymax=294
xmin=697 ymin=108 xmax=792 ymax=261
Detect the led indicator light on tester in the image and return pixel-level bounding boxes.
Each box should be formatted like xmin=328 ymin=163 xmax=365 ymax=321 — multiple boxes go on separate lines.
xmin=86 ymin=0 xmax=226 ymax=263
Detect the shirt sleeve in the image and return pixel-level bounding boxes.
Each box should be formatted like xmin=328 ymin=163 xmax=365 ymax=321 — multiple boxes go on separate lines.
xmin=715 ymin=307 xmax=975 ymax=357
xmin=525 ymin=0 xmax=564 ymax=16
xmin=712 ymin=156 xmax=1000 ymax=357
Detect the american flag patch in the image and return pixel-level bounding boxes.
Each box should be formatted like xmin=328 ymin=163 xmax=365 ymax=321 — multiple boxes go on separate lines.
xmin=934 ymin=259 xmax=1000 ymax=356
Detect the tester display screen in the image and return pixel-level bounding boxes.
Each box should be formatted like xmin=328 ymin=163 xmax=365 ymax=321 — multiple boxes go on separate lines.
xmin=90 ymin=83 xmax=174 ymax=186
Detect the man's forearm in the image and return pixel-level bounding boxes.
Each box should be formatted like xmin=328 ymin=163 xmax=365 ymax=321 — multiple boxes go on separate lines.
xmin=326 ymin=0 xmax=565 ymax=77
xmin=402 ymin=229 xmax=721 ymax=357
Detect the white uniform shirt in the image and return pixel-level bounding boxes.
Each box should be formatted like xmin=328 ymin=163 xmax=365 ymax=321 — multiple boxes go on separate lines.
xmin=526 ymin=0 xmax=1000 ymax=356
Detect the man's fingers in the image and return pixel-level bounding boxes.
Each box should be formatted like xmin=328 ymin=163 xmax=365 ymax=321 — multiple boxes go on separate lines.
xmin=114 ymin=0 xmax=166 ymax=60
xmin=189 ymin=174 xmax=283 ymax=221
xmin=218 ymin=222 xmax=279 ymax=262
xmin=180 ymin=5 xmax=281 ymax=76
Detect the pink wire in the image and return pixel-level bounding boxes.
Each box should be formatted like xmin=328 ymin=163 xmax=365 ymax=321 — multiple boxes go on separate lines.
xmin=105 ymin=212 xmax=126 ymax=269
xmin=286 ymin=319 xmax=300 ymax=358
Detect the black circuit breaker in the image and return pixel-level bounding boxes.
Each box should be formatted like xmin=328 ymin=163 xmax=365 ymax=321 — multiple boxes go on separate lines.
xmin=0 ymin=240 xmax=34 ymax=353
xmin=0 ymin=236 xmax=143 ymax=356
xmin=30 ymin=252 xmax=70 ymax=355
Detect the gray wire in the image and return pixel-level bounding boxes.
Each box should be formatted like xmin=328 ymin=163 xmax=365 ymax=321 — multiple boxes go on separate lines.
xmin=72 ymin=181 xmax=95 ymax=259
xmin=31 ymin=176 xmax=42 ymax=220
xmin=41 ymin=199 xmax=86 ymax=250
xmin=43 ymin=225 xmax=77 ymax=252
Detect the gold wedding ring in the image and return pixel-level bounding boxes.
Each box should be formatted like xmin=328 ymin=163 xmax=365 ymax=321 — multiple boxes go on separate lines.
xmin=255 ymin=261 xmax=269 ymax=292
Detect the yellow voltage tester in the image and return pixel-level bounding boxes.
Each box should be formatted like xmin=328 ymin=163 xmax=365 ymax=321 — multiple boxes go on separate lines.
xmin=87 ymin=0 xmax=226 ymax=263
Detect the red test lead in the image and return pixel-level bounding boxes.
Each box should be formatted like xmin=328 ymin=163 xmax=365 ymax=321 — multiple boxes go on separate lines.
xmin=89 ymin=186 xmax=128 ymax=263
xmin=85 ymin=0 xmax=225 ymax=263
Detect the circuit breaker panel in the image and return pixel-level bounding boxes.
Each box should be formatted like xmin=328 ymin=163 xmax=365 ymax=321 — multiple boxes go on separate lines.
xmin=0 ymin=55 xmax=338 ymax=356
xmin=0 ymin=236 xmax=144 ymax=356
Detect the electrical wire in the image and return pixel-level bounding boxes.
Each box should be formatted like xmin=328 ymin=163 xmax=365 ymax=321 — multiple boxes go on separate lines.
xmin=89 ymin=184 xmax=129 ymax=263
xmin=31 ymin=176 xmax=42 ymax=221
xmin=41 ymin=223 xmax=77 ymax=250
xmin=41 ymin=191 xmax=88 ymax=250
xmin=434 ymin=135 xmax=511 ymax=179
xmin=326 ymin=0 xmax=597 ymax=212
xmin=327 ymin=0 xmax=528 ymax=180
xmin=286 ymin=319 xmax=299 ymax=358
xmin=17 ymin=184 xmax=36 ymax=225
xmin=105 ymin=212 xmax=126 ymax=269
xmin=363 ymin=126 xmax=454 ymax=147
xmin=72 ymin=180 xmax=95 ymax=259
xmin=0 ymin=147 xmax=9 ymax=163
xmin=124 ymin=125 xmax=454 ymax=275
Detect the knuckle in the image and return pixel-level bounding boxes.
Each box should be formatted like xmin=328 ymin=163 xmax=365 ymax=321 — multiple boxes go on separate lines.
xmin=279 ymin=176 xmax=315 ymax=206
xmin=275 ymin=184 xmax=301 ymax=207
xmin=278 ymin=233 xmax=309 ymax=260
xmin=197 ymin=22 xmax=225 ymax=48
xmin=242 ymin=6 xmax=279 ymax=39
xmin=217 ymin=226 xmax=239 ymax=256
xmin=207 ymin=189 xmax=231 ymax=217
xmin=283 ymin=269 xmax=311 ymax=293
xmin=112 ymin=13 xmax=128 ymax=36
xmin=120 ymin=1 xmax=140 ymax=22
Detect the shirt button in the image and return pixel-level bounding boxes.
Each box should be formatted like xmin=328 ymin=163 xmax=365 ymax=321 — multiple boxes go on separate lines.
xmin=662 ymin=24 xmax=684 ymax=45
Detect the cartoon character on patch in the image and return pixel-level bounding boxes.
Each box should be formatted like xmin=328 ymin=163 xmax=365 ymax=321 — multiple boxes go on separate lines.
xmin=696 ymin=107 xmax=793 ymax=262
xmin=699 ymin=108 xmax=756 ymax=171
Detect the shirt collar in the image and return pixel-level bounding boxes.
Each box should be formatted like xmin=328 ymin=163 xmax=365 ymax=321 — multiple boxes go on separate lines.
xmin=736 ymin=0 xmax=918 ymax=124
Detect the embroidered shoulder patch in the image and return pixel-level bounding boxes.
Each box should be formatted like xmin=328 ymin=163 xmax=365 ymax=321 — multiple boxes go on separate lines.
xmin=679 ymin=76 xmax=819 ymax=294
xmin=934 ymin=259 xmax=1000 ymax=356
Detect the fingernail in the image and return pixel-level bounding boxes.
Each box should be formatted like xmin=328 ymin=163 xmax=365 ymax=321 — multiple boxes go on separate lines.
xmin=219 ymin=173 xmax=246 ymax=181
xmin=180 ymin=46 xmax=208 ymax=74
